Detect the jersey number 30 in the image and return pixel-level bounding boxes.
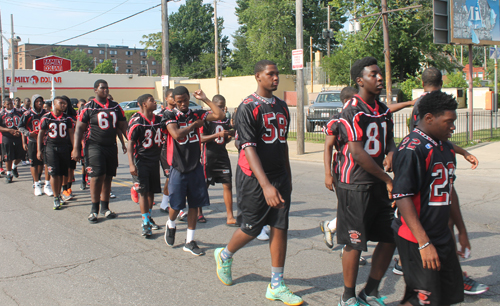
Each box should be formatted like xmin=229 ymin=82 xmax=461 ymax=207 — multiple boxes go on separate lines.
xmin=48 ymin=122 xmax=67 ymax=138
xmin=429 ymin=162 xmax=455 ymax=206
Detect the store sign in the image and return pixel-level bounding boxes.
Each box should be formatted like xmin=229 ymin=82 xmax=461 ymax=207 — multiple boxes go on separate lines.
xmin=6 ymin=75 xmax=62 ymax=85
xmin=34 ymin=56 xmax=71 ymax=74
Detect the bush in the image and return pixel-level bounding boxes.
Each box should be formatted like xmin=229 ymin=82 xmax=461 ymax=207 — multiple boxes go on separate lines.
xmin=124 ymin=110 xmax=139 ymax=122
xmin=399 ymin=74 xmax=421 ymax=101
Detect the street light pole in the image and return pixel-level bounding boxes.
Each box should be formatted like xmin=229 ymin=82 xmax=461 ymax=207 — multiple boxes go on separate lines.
xmin=161 ymin=0 xmax=170 ymax=102
xmin=214 ymin=0 xmax=219 ymax=94
xmin=381 ymin=0 xmax=392 ymax=104
xmin=0 ymin=11 xmax=5 ymax=100
xmin=296 ymin=0 xmax=304 ymax=155
xmin=10 ymin=14 xmax=15 ymax=99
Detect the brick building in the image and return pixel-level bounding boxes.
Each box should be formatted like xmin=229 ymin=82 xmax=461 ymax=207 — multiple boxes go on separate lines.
xmin=10 ymin=43 xmax=159 ymax=76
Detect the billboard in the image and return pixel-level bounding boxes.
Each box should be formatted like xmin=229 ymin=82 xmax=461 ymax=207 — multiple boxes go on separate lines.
xmin=450 ymin=0 xmax=500 ymax=45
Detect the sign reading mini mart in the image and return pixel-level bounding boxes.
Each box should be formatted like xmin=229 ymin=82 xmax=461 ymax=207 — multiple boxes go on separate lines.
xmin=33 ymin=56 xmax=71 ymax=74
xmin=292 ymin=49 xmax=303 ymax=70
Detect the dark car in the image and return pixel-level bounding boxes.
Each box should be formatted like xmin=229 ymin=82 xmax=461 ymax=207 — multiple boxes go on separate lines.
xmin=306 ymin=91 xmax=343 ymax=132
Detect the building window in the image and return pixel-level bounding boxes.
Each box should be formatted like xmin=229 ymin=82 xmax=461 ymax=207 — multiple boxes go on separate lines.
xmin=126 ymin=60 xmax=133 ymax=64
xmin=478 ymin=72 xmax=483 ymax=79
xmin=99 ymin=50 xmax=104 ymax=54
xmin=110 ymin=50 xmax=117 ymax=55
xmin=111 ymin=59 xmax=117 ymax=64
xmin=151 ymin=61 xmax=157 ymax=65
xmin=126 ymin=69 xmax=133 ymax=73
xmin=88 ymin=49 xmax=93 ymax=54
xmin=140 ymin=51 xmax=147 ymax=56
xmin=140 ymin=69 xmax=147 ymax=74
xmin=125 ymin=51 xmax=133 ymax=56
xmin=140 ymin=60 xmax=147 ymax=65
xmin=99 ymin=59 xmax=104 ymax=63
xmin=151 ymin=69 xmax=157 ymax=75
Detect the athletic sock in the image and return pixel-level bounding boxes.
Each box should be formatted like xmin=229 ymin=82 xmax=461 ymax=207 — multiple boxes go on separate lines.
xmin=100 ymin=201 xmax=109 ymax=211
xmin=12 ymin=164 xmax=17 ymax=170
xmin=343 ymin=286 xmax=356 ymax=301
xmin=328 ymin=217 xmax=337 ymax=231
xmin=186 ymin=229 xmax=195 ymax=243
xmin=142 ymin=213 xmax=150 ymax=224
xmin=7 ymin=171 xmax=12 ymax=175
xmin=81 ymin=171 xmax=86 ymax=182
xmin=160 ymin=195 xmax=170 ymax=209
xmin=62 ymin=184 xmax=68 ymax=191
xmin=167 ymin=219 xmax=176 ymax=229
xmin=45 ymin=180 xmax=50 ymax=185
xmin=220 ymin=247 xmax=234 ymax=262
xmin=364 ymin=277 xmax=381 ymax=297
xmin=91 ymin=202 xmax=99 ymax=214
xmin=68 ymin=182 xmax=72 ymax=189
xmin=271 ymin=267 xmax=284 ymax=289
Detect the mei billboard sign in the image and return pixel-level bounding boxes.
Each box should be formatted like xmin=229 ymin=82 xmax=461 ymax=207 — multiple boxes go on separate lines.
xmin=33 ymin=56 xmax=71 ymax=75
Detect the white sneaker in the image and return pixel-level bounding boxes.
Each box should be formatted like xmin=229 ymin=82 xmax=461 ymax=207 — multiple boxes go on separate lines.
xmin=34 ymin=183 xmax=43 ymax=196
xmin=44 ymin=183 xmax=54 ymax=197
xmin=257 ymin=226 xmax=270 ymax=241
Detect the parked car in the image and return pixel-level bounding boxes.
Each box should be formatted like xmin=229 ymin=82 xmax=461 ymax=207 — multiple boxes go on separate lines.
xmin=119 ymin=101 xmax=140 ymax=111
xmin=306 ymin=91 xmax=343 ymax=132
xmin=153 ymin=101 xmax=203 ymax=115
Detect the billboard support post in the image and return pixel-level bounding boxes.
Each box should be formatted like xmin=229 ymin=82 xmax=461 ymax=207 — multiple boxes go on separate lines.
xmin=468 ymin=44 xmax=474 ymax=142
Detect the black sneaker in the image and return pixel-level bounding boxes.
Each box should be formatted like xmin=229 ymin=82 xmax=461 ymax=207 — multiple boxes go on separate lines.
xmin=150 ymin=218 xmax=161 ymax=230
xmin=12 ymin=168 xmax=18 ymax=178
xmin=80 ymin=180 xmax=86 ymax=190
xmin=5 ymin=174 xmax=13 ymax=183
xmin=393 ymin=257 xmax=403 ymax=275
xmin=53 ymin=197 xmax=61 ymax=210
xmin=141 ymin=223 xmax=152 ymax=237
xmin=164 ymin=226 xmax=176 ymax=246
xmin=183 ymin=240 xmax=205 ymax=256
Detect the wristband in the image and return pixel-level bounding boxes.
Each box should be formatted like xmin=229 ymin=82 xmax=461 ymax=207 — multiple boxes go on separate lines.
xmin=418 ymin=241 xmax=431 ymax=250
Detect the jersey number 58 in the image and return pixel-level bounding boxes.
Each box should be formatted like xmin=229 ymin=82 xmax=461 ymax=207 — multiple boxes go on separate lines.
xmin=262 ymin=112 xmax=287 ymax=144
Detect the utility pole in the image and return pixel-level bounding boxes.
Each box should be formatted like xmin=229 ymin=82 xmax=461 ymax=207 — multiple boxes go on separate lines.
xmin=468 ymin=44 xmax=474 ymax=141
xmin=310 ymin=37 xmax=313 ymax=93
xmin=495 ymin=45 xmax=498 ymax=114
xmin=161 ymin=0 xmax=170 ymax=101
xmin=296 ymin=0 xmax=304 ymax=155
xmin=461 ymin=45 xmax=463 ymax=65
xmin=381 ymin=0 xmax=392 ymax=104
xmin=10 ymin=14 xmax=15 ymax=99
xmin=327 ymin=5 xmax=331 ymax=57
xmin=0 ymin=11 xmax=5 ymax=100
xmin=214 ymin=0 xmax=219 ymax=94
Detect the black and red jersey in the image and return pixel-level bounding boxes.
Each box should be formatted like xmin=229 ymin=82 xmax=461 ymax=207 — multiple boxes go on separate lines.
xmin=127 ymin=112 xmax=164 ymax=163
xmin=201 ymin=114 xmax=232 ymax=156
xmin=161 ymin=108 xmax=208 ymax=173
xmin=392 ymin=128 xmax=456 ymax=245
xmin=19 ymin=109 xmax=47 ymax=142
xmin=40 ymin=112 xmax=74 ymax=146
xmin=0 ymin=108 xmax=24 ymax=142
xmin=16 ymin=107 xmax=26 ymax=113
xmin=236 ymin=93 xmax=290 ymax=178
xmin=77 ymin=99 xmax=126 ymax=146
xmin=337 ymin=95 xmax=394 ymax=184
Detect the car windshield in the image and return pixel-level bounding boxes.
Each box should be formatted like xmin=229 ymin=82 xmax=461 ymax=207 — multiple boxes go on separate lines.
xmin=316 ymin=93 xmax=341 ymax=103
xmin=119 ymin=102 xmax=129 ymax=107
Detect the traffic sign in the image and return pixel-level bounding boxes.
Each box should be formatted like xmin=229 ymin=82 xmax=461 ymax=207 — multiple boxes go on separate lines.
xmin=490 ymin=47 xmax=500 ymax=59
xmin=292 ymin=49 xmax=303 ymax=70
xmin=161 ymin=75 xmax=169 ymax=87
xmin=33 ymin=56 xmax=72 ymax=75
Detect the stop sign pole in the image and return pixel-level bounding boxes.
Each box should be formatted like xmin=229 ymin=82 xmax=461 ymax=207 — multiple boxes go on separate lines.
xmin=33 ymin=55 xmax=71 ymax=100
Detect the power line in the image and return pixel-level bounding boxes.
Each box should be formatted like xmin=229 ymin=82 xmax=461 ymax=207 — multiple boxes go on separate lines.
xmin=17 ymin=3 xmax=161 ymax=54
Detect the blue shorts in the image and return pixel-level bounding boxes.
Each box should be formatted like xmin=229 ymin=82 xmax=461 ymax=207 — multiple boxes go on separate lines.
xmin=168 ymin=163 xmax=210 ymax=211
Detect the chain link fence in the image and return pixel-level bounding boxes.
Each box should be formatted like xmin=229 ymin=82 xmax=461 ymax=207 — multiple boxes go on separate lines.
xmin=288 ymin=110 xmax=500 ymax=147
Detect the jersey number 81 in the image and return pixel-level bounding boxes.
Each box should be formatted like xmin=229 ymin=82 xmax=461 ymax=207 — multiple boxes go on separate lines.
xmin=364 ymin=122 xmax=387 ymax=157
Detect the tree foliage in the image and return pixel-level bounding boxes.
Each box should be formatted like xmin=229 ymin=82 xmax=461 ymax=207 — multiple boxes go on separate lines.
xmin=443 ymin=72 xmax=467 ymax=88
xmin=141 ymin=0 xmax=229 ymax=78
xmin=50 ymin=46 xmax=93 ymax=72
xmin=92 ymin=60 xmax=115 ymax=74
xmin=399 ymin=74 xmax=422 ymax=101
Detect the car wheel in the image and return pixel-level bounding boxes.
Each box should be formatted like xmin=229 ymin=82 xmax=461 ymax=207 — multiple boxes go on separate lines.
xmin=306 ymin=120 xmax=314 ymax=132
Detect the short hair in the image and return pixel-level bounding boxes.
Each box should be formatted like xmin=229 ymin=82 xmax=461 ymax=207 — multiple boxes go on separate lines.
xmin=24 ymin=97 xmax=31 ymax=102
xmin=418 ymin=90 xmax=457 ymax=120
xmin=172 ymin=86 xmax=189 ymax=97
xmin=340 ymin=87 xmax=358 ymax=102
xmin=212 ymin=94 xmax=225 ymax=103
xmin=14 ymin=97 xmax=20 ymax=101
xmin=165 ymin=88 xmax=174 ymax=98
xmin=3 ymin=97 xmax=12 ymax=103
xmin=61 ymin=95 xmax=71 ymax=104
xmin=79 ymin=99 xmax=86 ymax=103
xmin=422 ymin=67 xmax=442 ymax=87
xmin=254 ymin=60 xmax=276 ymax=74
xmin=350 ymin=57 xmax=378 ymax=84
xmin=137 ymin=94 xmax=153 ymax=106
xmin=53 ymin=96 xmax=67 ymax=104
xmin=94 ymin=79 xmax=107 ymax=89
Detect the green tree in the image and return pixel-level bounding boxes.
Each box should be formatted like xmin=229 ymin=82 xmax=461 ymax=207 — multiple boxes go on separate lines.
xmin=50 ymin=46 xmax=93 ymax=71
xmin=399 ymin=74 xmax=422 ymax=101
xmin=141 ymin=0 xmax=229 ymax=78
xmin=443 ymin=71 xmax=467 ymax=88
xmin=92 ymin=60 xmax=115 ymax=74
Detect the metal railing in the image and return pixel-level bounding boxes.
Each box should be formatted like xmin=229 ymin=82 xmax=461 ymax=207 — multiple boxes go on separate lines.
xmin=288 ymin=110 xmax=500 ymax=146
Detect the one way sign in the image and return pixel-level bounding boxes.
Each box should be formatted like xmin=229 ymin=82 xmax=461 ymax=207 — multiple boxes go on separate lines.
xmin=490 ymin=47 xmax=500 ymax=59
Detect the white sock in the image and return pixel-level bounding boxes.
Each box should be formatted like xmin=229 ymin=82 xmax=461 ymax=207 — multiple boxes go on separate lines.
xmin=186 ymin=229 xmax=195 ymax=243
xmin=167 ymin=219 xmax=176 ymax=229
xmin=160 ymin=195 xmax=170 ymax=209
xmin=7 ymin=171 xmax=12 ymax=175
xmin=328 ymin=217 xmax=337 ymax=231
xmin=45 ymin=180 xmax=50 ymax=185
xmin=12 ymin=164 xmax=17 ymax=169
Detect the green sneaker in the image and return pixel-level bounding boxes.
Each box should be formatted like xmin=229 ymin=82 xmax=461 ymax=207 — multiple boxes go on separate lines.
xmin=214 ymin=247 xmax=233 ymax=286
xmin=265 ymin=281 xmax=303 ymax=305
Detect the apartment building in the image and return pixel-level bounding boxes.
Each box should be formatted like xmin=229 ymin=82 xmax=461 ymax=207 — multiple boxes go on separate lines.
xmin=11 ymin=43 xmax=159 ymax=76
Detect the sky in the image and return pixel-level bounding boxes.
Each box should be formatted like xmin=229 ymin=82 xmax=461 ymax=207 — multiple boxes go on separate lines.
xmin=0 ymin=0 xmax=239 ymax=61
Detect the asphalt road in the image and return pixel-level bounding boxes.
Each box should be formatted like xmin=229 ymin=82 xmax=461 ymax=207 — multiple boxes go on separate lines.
xmin=0 ymin=145 xmax=498 ymax=305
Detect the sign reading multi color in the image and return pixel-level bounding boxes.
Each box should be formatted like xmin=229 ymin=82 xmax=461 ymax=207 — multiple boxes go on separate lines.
xmin=33 ymin=56 xmax=71 ymax=75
